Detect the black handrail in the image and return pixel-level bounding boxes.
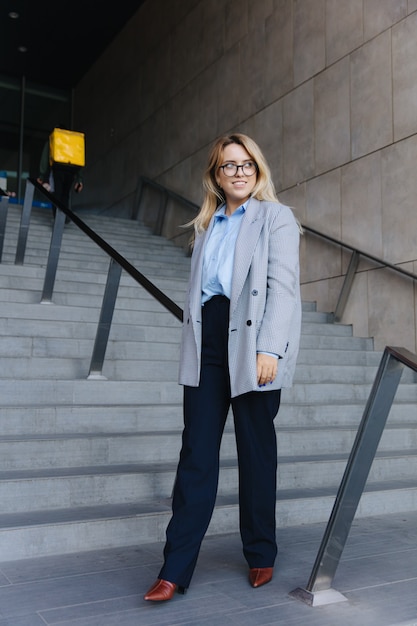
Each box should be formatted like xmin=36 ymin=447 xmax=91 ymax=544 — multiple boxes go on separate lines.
xmin=302 ymin=223 xmax=417 ymax=282
xmin=27 ymin=178 xmax=183 ymax=322
xmin=11 ymin=178 xmax=184 ymax=378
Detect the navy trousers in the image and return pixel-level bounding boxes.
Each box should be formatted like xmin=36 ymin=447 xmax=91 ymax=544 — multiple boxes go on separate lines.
xmin=159 ymin=295 xmax=281 ymax=588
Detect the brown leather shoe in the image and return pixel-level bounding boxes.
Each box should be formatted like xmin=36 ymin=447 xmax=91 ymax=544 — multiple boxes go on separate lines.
xmin=144 ymin=578 xmax=185 ymax=601
xmin=249 ymin=567 xmax=273 ymax=588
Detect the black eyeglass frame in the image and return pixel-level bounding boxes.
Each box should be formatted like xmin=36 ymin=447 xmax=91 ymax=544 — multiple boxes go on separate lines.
xmin=218 ymin=162 xmax=258 ymax=177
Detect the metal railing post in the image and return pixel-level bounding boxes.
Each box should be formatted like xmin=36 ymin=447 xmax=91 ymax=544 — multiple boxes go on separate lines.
xmin=0 ymin=194 xmax=9 ymax=262
xmin=40 ymin=209 xmax=66 ymax=303
xmin=334 ymin=250 xmax=360 ymax=322
xmin=88 ymin=257 xmax=123 ymax=379
xmin=15 ymin=179 xmax=34 ymax=265
xmin=154 ymin=190 xmax=168 ymax=235
xmin=131 ymin=176 xmax=144 ymax=221
xmin=290 ymin=346 xmax=417 ymax=607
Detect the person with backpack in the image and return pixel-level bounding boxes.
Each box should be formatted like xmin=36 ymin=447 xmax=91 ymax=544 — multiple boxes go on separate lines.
xmin=37 ymin=124 xmax=84 ymax=221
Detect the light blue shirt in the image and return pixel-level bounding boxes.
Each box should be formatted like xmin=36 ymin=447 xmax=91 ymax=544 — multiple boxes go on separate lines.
xmin=201 ymin=200 xmax=278 ymax=361
xmin=201 ymin=202 xmax=246 ymax=304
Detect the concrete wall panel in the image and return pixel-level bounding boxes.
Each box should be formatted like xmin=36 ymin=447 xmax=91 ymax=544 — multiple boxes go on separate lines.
xmin=282 ymin=81 xmax=314 ymax=188
xmin=350 ymin=32 xmax=393 ymax=159
xmin=293 ymin=0 xmax=325 ymax=85
xmin=380 ymin=136 xmax=417 ymax=263
xmin=325 ymin=0 xmax=363 ymax=65
xmin=264 ymin=3 xmax=293 ymax=104
xmin=367 ymin=267 xmax=415 ymax=350
xmin=341 ymin=153 xmax=383 ymax=258
xmin=364 ymin=0 xmax=407 ymax=40
xmin=251 ymin=101 xmax=284 ymax=190
xmin=314 ymin=58 xmax=350 ymax=173
xmin=392 ymin=13 xmax=417 ymax=141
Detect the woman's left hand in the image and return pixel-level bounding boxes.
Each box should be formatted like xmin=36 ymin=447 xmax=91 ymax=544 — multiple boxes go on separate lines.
xmin=257 ymin=353 xmax=278 ymax=386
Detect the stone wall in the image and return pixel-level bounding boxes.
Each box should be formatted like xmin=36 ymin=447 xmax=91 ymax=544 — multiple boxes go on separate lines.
xmin=74 ymin=0 xmax=417 ymax=351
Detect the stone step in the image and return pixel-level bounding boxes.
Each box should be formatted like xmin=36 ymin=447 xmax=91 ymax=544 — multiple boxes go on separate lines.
xmin=0 ymin=336 xmax=376 ymax=367
xmin=278 ymin=400 xmax=416 ymax=426
xmin=3 ymin=236 xmax=190 ymax=263
xmin=0 ymin=401 xmax=414 ymax=436
xmin=0 ymin=318 xmax=372 ymax=353
xmin=0 ymin=286 xmax=330 ymax=326
xmin=0 ymin=301 xmax=358 ymax=341
xmin=5 ymin=210 xmax=191 ymax=252
xmin=3 ymin=254 xmax=190 ymax=278
xmin=0 ymin=273 xmax=335 ymax=324
xmin=0 ymin=288 xmax=185 ymax=319
xmin=1 ymin=356 xmax=413 ymax=385
xmin=0 ymin=356 xmax=180 ymax=380
xmin=0 ymin=377 xmax=415 ymax=406
xmin=300 ymin=333 xmax=373 ymax=350
xmin=0 ymin=479 xmax=416 ymax=561
xmin=0 ymin=335 xmax=181 ymax=360
xmin=0 ymin=262 xmax=190 ymax=293
xmin=1 ymin=239 xmax=192 ymax=267
xmin=0 ymin=423 xmax=415 ymax=471
xmin=0 ymin=318 xmax=183 ymax=342
xmin=300 ymin=321 xmax=356 ymax=336
xmin=0 ymin=260 xmax=189 ymax=284
xmin=16 ymin=220 xmax=191 ymax=246
xmin=0 ymin=301 xmax=182 ymax=328
xmin=1 ymin=450 xmax=417 ymax=515
xmin=283 ymin=382 xmax=417 ymax=404
xmin=0 ymin=287 xmax=187 ymax=312
xmin=297 ymin=349 xmax=382 ymax=365
xmin=0 ymin=379 xmax=183 ymax=406
xmin=0 ymin=404 xmax=184 ymax=435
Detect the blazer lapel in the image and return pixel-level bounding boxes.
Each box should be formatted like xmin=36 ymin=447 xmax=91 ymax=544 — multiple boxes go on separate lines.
xmin=230 ymin=198 xmax=264 ymax=312
xmin=189 ymin=220 xmax=214 ymax=320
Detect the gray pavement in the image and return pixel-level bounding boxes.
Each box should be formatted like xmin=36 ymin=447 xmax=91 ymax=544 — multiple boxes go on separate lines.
xmin=1 ymin=510 xmax=417 ymax=625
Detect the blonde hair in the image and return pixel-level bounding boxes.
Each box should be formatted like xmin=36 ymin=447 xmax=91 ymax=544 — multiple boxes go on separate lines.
xmin=189 ymin=133 xmax=278 ymax=234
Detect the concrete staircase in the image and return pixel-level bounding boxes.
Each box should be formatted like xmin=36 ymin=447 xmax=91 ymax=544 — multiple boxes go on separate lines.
xmin=0 ymin=205 xmax=416 ymax=562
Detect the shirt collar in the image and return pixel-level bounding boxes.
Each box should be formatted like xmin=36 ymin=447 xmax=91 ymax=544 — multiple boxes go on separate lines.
xmin=214 ymin=200 xmax=249 ymax=221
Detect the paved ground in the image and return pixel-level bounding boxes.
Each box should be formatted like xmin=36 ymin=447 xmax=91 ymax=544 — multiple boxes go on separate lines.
xmin=1 ymin=510 xmax=417 ymax=625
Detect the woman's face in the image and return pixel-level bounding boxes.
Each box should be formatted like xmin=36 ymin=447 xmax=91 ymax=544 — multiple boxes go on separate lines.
xmin=216 ymin=143 xmax=257 ymax=213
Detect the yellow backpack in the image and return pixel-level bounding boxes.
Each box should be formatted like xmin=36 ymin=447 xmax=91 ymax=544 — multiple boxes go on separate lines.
xmin=49 ymin=128 xmax=85 ymax=168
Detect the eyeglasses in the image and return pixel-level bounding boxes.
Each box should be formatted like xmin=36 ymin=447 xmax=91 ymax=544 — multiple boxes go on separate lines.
xmin=219 ymin=161 xmax=257 ymax=177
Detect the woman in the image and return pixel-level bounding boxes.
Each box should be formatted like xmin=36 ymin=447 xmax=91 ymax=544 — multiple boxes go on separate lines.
xmin=144 ymin=133 xmax=301 ymax=601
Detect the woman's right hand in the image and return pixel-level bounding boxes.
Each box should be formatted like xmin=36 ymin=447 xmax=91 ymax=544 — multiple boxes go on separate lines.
xmin=256 ymin=353 xmax=278 ymax=386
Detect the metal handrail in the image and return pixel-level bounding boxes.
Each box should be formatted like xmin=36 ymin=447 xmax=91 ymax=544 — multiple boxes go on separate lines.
xmin=290 ymin=345 xmax=417 ymax=607
xmin=133 ymin=176 xmax=417 ymax=321
xmin=302 ymin=225 xmax=417 ymax=321
xmin=14 ymin=178 xmax=183 ymax=378
xmin=132 ymin=175 xmax=199 ymax=227
xmin=0 ymin=193 xmax=9 ymax=262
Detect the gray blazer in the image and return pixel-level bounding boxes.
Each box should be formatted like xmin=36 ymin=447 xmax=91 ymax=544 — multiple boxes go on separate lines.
xmin=179 ymin=197 xmax=301 ymax=397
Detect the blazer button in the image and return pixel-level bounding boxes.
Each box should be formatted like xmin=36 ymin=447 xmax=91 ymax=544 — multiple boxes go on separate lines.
xmin=246 ymin=320 xmax=252 ymax=326
xmin=251 ymin=290 xmax=258 ymax=296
